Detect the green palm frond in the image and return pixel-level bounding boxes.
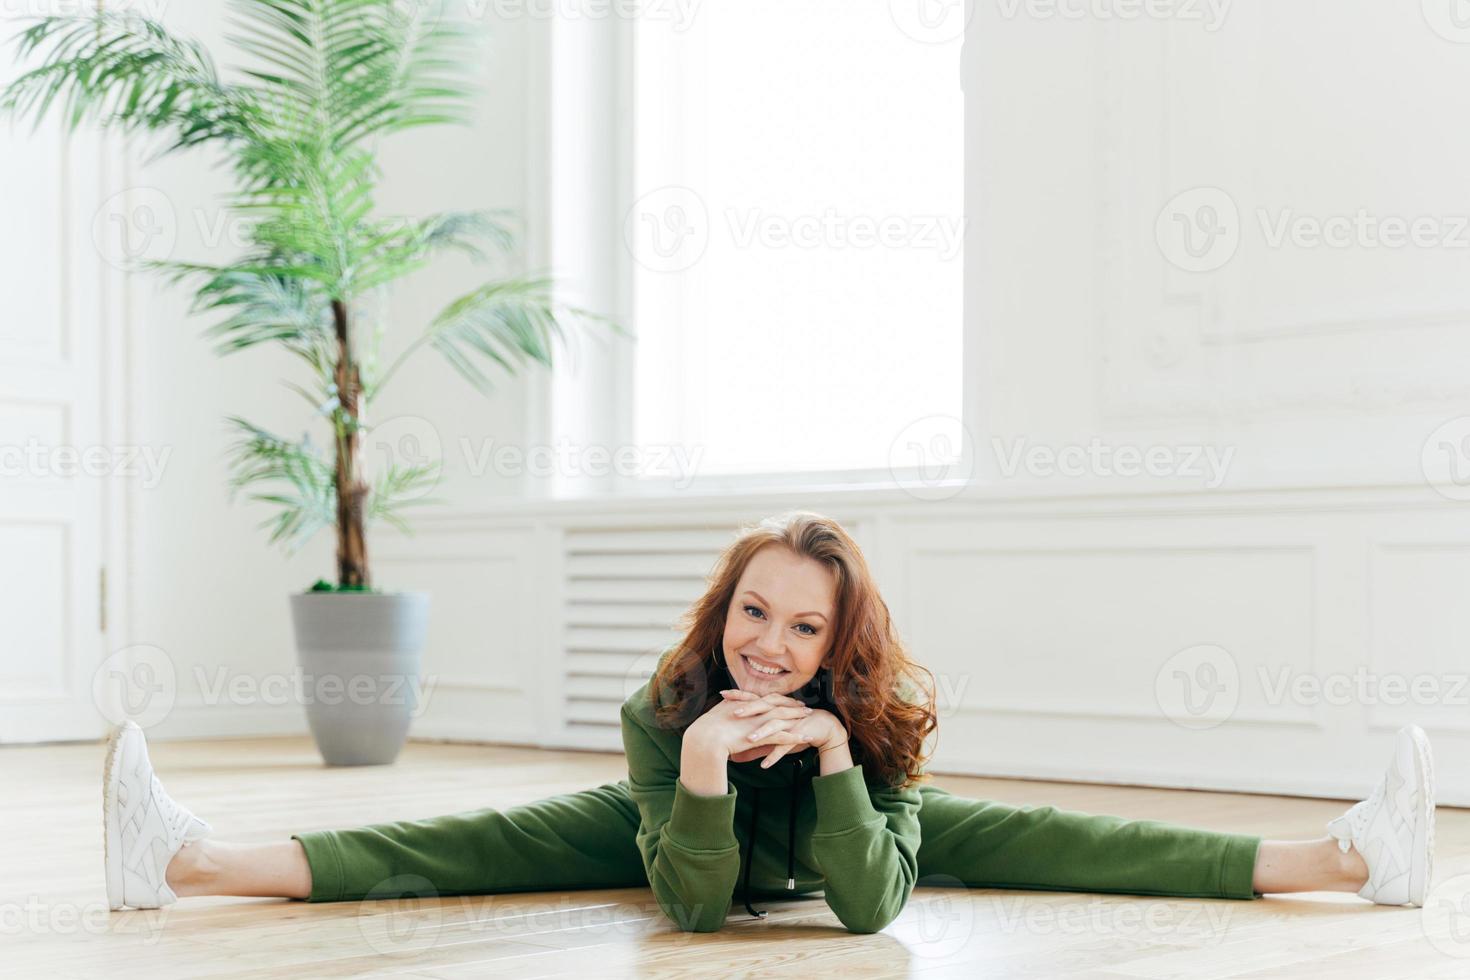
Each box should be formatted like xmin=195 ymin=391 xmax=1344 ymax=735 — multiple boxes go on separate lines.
xmin=153 ymin=261 xmax=335 ymax=371
xmin=367 ymin=459 xmax=443 ymax=533
xmin=1 ymin=12 xmax=263 ymax=150
xmin=225 ymin=416 xmax=336 ymax=552
xmin=227 ymin=0 xmax=470 ymax=150
xmin=351 ymin=209 xmax=517 ymax=296
xmin=407 ymin=277 xmax=619 ymax=396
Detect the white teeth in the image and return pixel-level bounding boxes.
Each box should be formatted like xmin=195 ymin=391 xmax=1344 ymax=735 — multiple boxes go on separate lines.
xmin=745 ymin=656 xmax=786 ymax=675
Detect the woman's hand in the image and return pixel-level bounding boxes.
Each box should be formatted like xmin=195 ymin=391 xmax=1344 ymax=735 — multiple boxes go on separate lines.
xmin=684 ymin=689 xmax=816 ymax=765
xmin=718 ymin=689 xmax=849 ymax=768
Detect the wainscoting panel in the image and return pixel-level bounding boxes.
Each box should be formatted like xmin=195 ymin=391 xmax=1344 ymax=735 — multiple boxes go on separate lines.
xmin=389 ymin=485 xmax=1470 ymax=804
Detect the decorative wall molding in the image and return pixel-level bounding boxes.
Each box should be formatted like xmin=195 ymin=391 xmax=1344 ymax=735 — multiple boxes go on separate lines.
xmin=362 ymin=479 xmax=1470 ymax=805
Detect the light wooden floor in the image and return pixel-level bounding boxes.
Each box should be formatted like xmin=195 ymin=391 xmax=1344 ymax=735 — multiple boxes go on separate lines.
xmin=3 ymin=736 xmax=1469 ymax=979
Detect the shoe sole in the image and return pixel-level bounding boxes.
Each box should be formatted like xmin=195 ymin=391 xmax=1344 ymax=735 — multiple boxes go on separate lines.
xmin=1407 ymin=724 xmax=1435 ymax=907
xmin=103 ymin=723 xmax=129 ymax=911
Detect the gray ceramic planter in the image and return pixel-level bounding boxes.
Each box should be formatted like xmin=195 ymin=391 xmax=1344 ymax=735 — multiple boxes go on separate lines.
xmin=288 ymin=591 xmax=431 ymax=766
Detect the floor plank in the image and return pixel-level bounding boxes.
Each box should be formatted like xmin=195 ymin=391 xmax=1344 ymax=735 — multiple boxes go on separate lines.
xmin=1 ymin=735 xmax=1465 ymax=979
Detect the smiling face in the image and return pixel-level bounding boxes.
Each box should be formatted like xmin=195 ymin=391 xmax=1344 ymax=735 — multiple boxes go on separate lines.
xmin=722 ymin=544 xmax=837 ymax=696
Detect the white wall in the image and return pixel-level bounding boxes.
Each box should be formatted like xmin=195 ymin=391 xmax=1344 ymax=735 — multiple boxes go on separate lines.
xmin=112 ymin=2 xmax=550 ymax=739
xmin=967 ymin=1 xmax=1470 ymax=493
xmin=13 ymin=2 xmax=1470 ymax=808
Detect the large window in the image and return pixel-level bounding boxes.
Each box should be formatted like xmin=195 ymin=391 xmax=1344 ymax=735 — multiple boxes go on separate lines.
xmin=626 ymin=1 xmax=964 ymax=486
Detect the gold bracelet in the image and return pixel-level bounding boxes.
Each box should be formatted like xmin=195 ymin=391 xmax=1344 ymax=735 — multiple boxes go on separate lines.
xmin=818 ymin=738 xmax=849 ymax=754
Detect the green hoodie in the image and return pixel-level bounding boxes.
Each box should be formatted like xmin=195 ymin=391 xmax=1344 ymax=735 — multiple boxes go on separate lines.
xmin=619 ymin=651 xmax=923 ymax=934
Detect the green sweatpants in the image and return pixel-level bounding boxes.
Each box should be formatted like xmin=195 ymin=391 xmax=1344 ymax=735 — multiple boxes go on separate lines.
xmin=292 ymin=781 xmax=1262 ymax=907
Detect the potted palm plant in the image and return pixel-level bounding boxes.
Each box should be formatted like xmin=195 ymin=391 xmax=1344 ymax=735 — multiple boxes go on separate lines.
xmin=2 ymin=1 xmax=616 ymax=764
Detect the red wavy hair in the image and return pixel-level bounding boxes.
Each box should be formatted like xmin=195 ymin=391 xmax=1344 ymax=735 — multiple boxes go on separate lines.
xmin=647 ymin=510 xmax=938 ymax=789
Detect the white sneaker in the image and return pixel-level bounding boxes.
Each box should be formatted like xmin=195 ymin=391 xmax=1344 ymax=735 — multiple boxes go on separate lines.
xmin=103 ymin=720 xmax=212 ymax=910
xmin=1326 ymin=724 xmax=1435 ymax=907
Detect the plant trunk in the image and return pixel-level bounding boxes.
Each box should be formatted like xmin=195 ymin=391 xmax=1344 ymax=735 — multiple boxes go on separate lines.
xmin=333 ymin=298 xmax=370 ymax=589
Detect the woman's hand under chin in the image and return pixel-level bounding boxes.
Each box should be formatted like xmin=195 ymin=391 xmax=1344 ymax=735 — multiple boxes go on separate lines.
xmin=718 ymin=689 xmax=848 ymax=768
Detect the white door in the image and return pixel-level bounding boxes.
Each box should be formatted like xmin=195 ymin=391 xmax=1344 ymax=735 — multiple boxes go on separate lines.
xmin=0 ymin=10 xmax=110 ymax=743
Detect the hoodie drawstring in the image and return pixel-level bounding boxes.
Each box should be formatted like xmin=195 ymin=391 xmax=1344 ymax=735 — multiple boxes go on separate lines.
xmin=741 ymin=788 xmax=764 ymax=918
xmin=740 ymin=756 xmax=805 ymax=919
